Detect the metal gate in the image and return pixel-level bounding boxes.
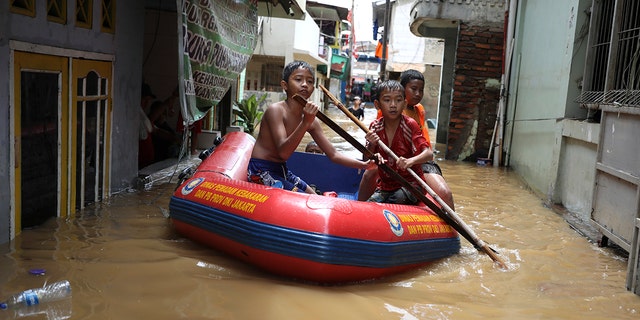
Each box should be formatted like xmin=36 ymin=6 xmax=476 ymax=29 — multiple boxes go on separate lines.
xmin=590 ymin=104 xmax=640 ymax=293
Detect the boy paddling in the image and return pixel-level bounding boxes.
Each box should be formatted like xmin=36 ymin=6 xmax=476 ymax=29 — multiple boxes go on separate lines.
xmin=248 ymin=61 xmax=378 ymax=194
xmin=363 ymin=80 xmax=432 ymax=204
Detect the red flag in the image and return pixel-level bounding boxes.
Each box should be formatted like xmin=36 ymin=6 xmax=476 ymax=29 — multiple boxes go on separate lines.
xmin=347 ymin=10 xmax=358 ymax=59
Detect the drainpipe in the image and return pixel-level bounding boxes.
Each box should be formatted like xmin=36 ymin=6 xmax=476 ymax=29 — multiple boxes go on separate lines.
xmin=349 ymin=0 xmax=355 ymax=89
xmin=495 ymin=0 xmax=517 ymax=167
xmin=379 ymin=0 xmax=391 ymax=80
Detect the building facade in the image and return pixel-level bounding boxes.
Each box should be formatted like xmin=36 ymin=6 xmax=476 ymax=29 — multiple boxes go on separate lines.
xmin=411 ymin=0 xmax=640 ymax=294
xmin=0 ymin=1 xmax=144 ymax=244
xmin=0 ymin=0 xmax=312 ymax=244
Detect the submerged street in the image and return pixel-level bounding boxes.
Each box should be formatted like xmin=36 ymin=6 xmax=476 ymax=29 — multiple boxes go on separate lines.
xmin=0 ymin=106 xmax=638 ymax=319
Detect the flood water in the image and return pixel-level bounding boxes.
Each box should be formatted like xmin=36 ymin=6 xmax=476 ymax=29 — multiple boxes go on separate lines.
xmin=1 ymin=105 xmax=639 ymax=319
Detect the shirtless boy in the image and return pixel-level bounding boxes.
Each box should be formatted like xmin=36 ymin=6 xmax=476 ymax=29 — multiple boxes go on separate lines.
xmin=248 ymin=61 xmax=378 ymax=194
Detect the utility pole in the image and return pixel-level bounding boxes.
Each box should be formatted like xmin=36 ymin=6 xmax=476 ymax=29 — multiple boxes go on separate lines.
xmin=379 ymin=0 xmax=390 ymax=81
xmin=348 ymin=0 xmax=355 ymax=90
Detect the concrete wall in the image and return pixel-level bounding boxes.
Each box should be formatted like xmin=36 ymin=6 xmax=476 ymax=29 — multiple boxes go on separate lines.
xmin=4 ymin=3 xmax=115 ymax=52
xmin=252 ymin=14 xmax=325 ymax=104
xmin=292 ymin=14 xmax=322 ymax=58
xmin=108 ymin=3 xmax=146 ymax=192
xmin=422 ymin=64 xmax=443 ymax=124
xmin=0 ymin=4 xmax=10 ymax=244
xmin=255 ymin=17 xmax=295 ymax=57
xmin=506 ymin=0 xmax=570 ymax=192
xmin=505 ymin=0 xmax=592 ymax=203
xmin=556 ymin=120 xmax=599 ymax=222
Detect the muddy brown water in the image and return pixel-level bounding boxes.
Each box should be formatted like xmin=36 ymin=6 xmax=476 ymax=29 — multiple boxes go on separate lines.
xmin=1 ymin=105 xmax=638 ymax=319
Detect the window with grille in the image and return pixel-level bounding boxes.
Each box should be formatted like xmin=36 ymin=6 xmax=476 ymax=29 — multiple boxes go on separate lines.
xmin=101 ymin=0 xmax=115 ymax=33
xmin=76 ymin=0 xmax=93 ymax=29
xmin=614 ymin=1 xmax=640 ymax=92
xmin=10 ymin=0 xmax=36 ymax=17
xmin=578 ymin=0 xmax=640 ymax=107
xmin=261 ymin=63 xmax=285 ymax=92
xmin=47 ymin=0 xmax=66 ymax=24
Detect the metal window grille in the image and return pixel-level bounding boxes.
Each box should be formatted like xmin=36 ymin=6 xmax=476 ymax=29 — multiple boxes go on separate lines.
xmin=589 ymin=0 xmax=615 ymax=92
xmin=577 ymin=0 xmax=640 ymax=107
xmin=261 ymin=63 xmax=284 ymax=92
xmin=47 ymin=0 xmax=66 ymax=24
xmin=614 ymin=0 xmax=640 ymax=91
xmin=101 ymin=0 xmax=115 ymax=33
xmin=10 ymin=0 xmax=36 ymax=17
xmin=75 ymin=0 xmax=92 ymax=29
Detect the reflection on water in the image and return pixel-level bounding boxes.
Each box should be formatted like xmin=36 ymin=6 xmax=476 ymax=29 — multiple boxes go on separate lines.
xmin=1 ymin=105 xmax=639 ymax=319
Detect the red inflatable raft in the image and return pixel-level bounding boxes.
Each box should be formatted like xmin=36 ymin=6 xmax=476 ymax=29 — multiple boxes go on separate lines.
xmin=169 ymin=132 xmax=460 ymax=284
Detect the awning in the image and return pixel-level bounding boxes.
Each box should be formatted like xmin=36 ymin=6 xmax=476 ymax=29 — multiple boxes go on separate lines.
xmin=293 ymin=49 xmax=329 ymax=77
xmin=293 ymin=50 xmax=328 ymax=66
xmin=306 ymin=2 xmax=349 ymax=21
xmin=257 ymin=0 xmax=306 ymax=20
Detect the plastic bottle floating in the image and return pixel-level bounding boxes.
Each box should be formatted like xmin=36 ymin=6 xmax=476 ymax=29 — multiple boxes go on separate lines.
xmin=0 ymin=280 xmax=71 ymax=309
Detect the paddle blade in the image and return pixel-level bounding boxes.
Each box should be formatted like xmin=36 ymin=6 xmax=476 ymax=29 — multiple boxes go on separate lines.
xmin=480 ymin=244 xmax=508 ymax=269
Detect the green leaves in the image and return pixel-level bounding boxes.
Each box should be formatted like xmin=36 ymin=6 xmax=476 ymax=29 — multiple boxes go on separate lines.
xmin=232 ymin=93 xmax=267 ymax=135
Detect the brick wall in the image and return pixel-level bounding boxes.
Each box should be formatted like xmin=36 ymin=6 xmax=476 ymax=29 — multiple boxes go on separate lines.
xmin=447 ymin=23 xmax=503 ymax=161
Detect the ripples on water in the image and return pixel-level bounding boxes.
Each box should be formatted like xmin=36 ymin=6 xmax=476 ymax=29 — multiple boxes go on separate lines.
xmin=0 ymin=105 xmax=638 ymax=319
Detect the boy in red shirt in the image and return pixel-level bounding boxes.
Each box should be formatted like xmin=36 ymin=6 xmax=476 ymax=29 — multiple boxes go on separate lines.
xmin=359 ymin=70 xmax=454 ymax=209
xmin=363 ymin=80 xmax=431 ymax=204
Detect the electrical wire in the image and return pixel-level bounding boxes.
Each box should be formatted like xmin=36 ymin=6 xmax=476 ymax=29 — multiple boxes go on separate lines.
xmin=142 ymin=0 xmax=162 ymax=68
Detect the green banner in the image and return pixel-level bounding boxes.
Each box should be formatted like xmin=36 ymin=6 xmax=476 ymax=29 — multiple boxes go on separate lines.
xmin=330 ymin=54 xmax=350 ymax=80
xmin=177 ymin=0 xmax=259 ymax=122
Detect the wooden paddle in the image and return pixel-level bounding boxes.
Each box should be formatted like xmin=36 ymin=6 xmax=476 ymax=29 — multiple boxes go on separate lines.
xmin=309 ymin=86 xmax=507 ymax=268
xmin=291 ymin=94 xmax=494 ymax=264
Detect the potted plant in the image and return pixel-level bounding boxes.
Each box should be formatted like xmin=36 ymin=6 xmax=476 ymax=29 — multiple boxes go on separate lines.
xmin=232 ymin=93 xmax=267 ymax=135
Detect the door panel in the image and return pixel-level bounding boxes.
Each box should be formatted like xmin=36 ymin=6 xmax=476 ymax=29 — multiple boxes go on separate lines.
xmin=20 ymin=72 xmax=60 ymax=228
xmin=12 ymin=52 xmax=112 ymax=235
xmin=13 ymin=52 xmax=69 ymax=232
xmin=72 ymin=60 xmax=112 ymax=211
